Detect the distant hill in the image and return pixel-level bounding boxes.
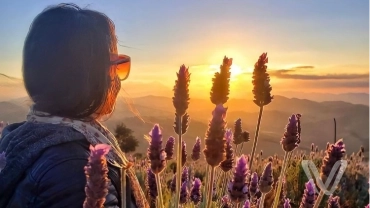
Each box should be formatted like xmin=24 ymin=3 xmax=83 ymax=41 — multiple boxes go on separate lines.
xmin=279 ymin=91 xmax=369 ymax=105
xmin=1 ymin=95 xmax=368 ymax=157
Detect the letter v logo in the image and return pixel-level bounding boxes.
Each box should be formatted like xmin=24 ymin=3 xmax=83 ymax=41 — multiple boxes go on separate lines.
xmin=301 ymin=160 xmax=347 ymax=195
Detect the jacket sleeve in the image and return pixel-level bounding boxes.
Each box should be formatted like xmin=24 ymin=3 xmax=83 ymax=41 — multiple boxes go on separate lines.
xmin=5 ymin=144 xmax=120 ymax=208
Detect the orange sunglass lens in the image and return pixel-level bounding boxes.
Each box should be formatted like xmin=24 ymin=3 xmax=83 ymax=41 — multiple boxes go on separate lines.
xmin=114 ymin=55 xmax=130 ymax=80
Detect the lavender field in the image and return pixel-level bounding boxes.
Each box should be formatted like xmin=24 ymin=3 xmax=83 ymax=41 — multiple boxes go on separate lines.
xmin=121 ymin=54 xmax=369 ymax=208
xmin=0 ymin=53 xmax=368 ymax=208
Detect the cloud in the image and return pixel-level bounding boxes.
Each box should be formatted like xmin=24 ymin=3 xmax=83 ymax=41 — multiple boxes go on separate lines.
xmin=269 ymin=69 xmax=369 ymax=80
xmin=290 ymin=65 xmax=315 ymax=69
xmin=307 ymin=80 xmax=369 ymax=88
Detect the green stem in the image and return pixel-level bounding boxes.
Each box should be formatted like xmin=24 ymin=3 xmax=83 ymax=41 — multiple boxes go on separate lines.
xmin=201 ymin=165 xmax=210 ymax=208
xmin=272 ymin=151 xmax=289 ymax=208
xmin=206 ymin=166 xmax=215 ymax=208
xmin=259 ymin=193 xmax=266 ymax=208
xmin=239 ymin=142 xmax=244 ymax=156
xmin=155 ymin=173 xmax=164 ymax=208
xmin=249 ymin=106 xmax=264 ymax=171
xmin=313 ymin=190 xmax=325 ymax=208
xmin=175 ymin=115 xmax=183 ymax=208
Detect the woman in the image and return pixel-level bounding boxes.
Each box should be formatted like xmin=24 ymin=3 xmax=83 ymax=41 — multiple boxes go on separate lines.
xmin=0 ymin=3 xmax=149 ymax=208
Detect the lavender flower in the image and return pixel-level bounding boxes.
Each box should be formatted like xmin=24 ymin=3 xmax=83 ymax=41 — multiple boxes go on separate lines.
xmin=83 ymin=144 xmax=110 ymax=208
xmin=179 ymin=181 xmax=189 ymax=204
xmin=252 ymin=52 xmax=273 ymax=107
xmin=281 ymin=114 xmax=300 ymax=152
xmin=147 ymin=124 xmax=167 ymax=174
xmin=174 ymin=112 xmax=190 ymax=135
xmin=173 ymin=65 xmax=190 ymax=117
xmin=249 ymin=172 xmax=259 ymax=198
xmin=311 ymin=143 xmax=315 ymax=152
xmin=190 ymin=178 xmax=202 ymax=205
xmin=182 ymin=140 xmax=187 ymax=167
xmin=210 ymin=56 xmax=232 ymax=105
xmin=243 ymin=199 xmax=251 ymax=208
xmin=227 ymin=155 xmax=249 ymax=203
xmin=203 ymin=104 xmax=227 ymax=167
xmin=327 ymin=195 xmax=340 ymax=208
xmin=164 ymin=136 xmax=175 ymax=160
xmin=296 ymin=113 xmax=302 ymax=144
xmin=221 ymin=195 xmax=231 ymax=208
xmin=258 ymin=162 xmax=273 ymax=194
xmin=146 ymin=168 xmax=158 ymax=205
xmin=284 ymin=198 xmax=292 ymax=208
xmin=299 ymin=179 xmax=316 ymax=208
xmin=170 ymin=167 xmax=189 ymax=193
xmin=220 ymin=129 xmax=235 ymax=172
xmin=191 ymin=137 xmax=201 ymax=161
xmin=320 ymin=139 xmax=346 ymax=186
xmin=181 ymin=166 xmax=189 ymax=184
xmin=0 ymin=152 xmax=6 ymax=172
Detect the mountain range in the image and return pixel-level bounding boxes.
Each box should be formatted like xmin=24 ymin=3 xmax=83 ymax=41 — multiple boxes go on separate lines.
xmin=1 ymin=94 xmax=368 ymax=159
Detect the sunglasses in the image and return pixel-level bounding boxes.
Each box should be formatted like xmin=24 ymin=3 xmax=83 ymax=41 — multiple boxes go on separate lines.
xmin=110 ymin=54 xmax=131 ymax=81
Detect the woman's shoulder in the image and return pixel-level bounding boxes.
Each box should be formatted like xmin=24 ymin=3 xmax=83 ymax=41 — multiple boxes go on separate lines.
xmin=29 ymin=139 xmax=91 ymax=181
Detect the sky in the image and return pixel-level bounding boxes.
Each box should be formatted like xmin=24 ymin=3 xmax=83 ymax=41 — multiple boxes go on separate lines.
xmin=0 ymin=0 xmax=368 ymax=99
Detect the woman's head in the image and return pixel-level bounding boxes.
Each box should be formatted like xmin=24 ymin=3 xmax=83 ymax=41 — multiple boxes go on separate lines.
xmin=23 ymin=3 xmax=127 ymax=120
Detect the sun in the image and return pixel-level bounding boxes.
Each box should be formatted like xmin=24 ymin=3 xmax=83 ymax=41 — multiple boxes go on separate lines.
xmin=229 ymin=65 xmax=243 ymax=78
xmin=208 ymin=64 xmax=246 ymax=78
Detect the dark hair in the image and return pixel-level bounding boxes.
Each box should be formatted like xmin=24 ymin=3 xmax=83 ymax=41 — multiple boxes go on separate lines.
xmin=23 ymin=3 xmax=121 ymax=120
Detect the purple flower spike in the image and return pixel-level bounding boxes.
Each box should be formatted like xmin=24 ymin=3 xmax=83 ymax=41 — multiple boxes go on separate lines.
xmin=258 ymin=162 xmax=274 ymax=194
xmin=203 ymin=104 xmax=227 ymax=167
xmin=249 ymin=172 xmax=259 ymax=198
xmin=164 ymin=136 xmax=175 ymax=160
xmin=299 ymin=179 xmax=316 ymax=207
xmin=243 ymin=199 xmax=250 ymax=208
xmin=320 ymin=139 xmax=346 ymax=186
xmin=179 ymin=181 xmax=189 ymax=204
xmin=173 ymin=65 xmax=190 ymax=117
xmin=252 ymin=53 xmax=273 ymax=106
xmin=284 ymin=198 xmax=291 ymax=208
xmin=190 ymin=178 xmax=202 ymax=205
xmin=227 ymin=155 xmax=249 ymax=203
xmin=83 ymin=144 xmax=111 ymax=208
xmin=181 ymin=166 xmax=189 ymax=184
xmin=191 ymin=137 xmax=201 ymax=161
xmin=146 ymin=169 xmax=158 ymax=202
xmin=280 ymin=114 xmax=300 ymax=152
xmin=0 ymin=152 xmax=6 ymax=172
xmin=147 ymin=124 xmax=166 ymax=174
xmin=225 ymin=129 xmax=233 ymax=142
xmin=327 ymin=195 xmax=340 ymax=208
xmin=220 ymin=129 xmax=235 ymax=172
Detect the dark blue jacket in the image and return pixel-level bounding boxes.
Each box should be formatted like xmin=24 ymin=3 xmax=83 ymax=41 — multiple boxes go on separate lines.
xmin=0 ymin=122 xmax=136 ymax=208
